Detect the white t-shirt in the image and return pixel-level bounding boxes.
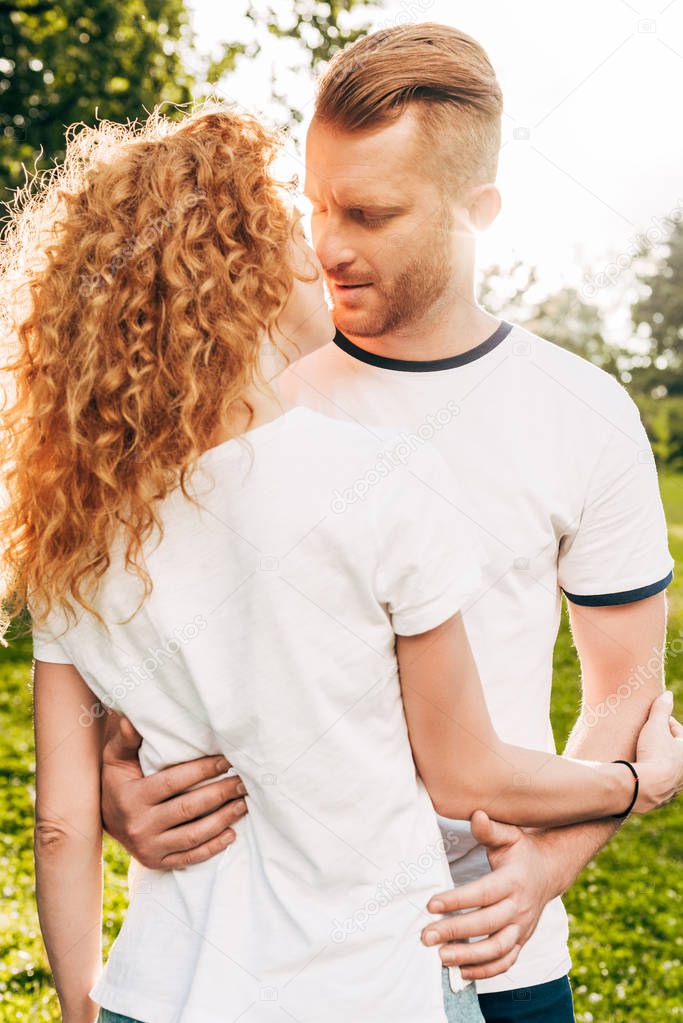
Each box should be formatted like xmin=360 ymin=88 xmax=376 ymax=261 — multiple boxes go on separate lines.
xmin=31 ymin=407 xmax=484 ymax=1023
xmin=279 ymin=319 xmax=674 ymax=995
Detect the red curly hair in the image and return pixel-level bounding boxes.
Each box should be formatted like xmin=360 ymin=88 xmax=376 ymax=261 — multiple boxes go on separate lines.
xmin=0 ymin=100 xmax=297 ymax=643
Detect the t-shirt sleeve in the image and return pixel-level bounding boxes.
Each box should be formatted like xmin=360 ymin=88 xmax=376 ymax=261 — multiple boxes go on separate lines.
xmin=557 ymin=383 xmax=674 ymax=606
xmin=30 ymin=599 xmax=73 ymax=663
xmin=371 ymin=443 xmax=486 ymax=636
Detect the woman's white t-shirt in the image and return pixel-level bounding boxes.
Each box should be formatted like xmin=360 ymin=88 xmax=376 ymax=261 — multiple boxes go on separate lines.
xmin=31 ymin=407 xmax=484 ymax=1023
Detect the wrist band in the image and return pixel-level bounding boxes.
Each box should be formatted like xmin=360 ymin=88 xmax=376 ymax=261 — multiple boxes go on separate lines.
xmin=611 ymin=760 xmax=639 ymax=819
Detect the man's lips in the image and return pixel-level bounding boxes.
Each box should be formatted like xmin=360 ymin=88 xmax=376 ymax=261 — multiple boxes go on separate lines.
xmin=329 ymin=282 xmax=373 ymax=307
xmin=329 ymin=280 xmax=373 ymax=295
xmin=327 ymin=276 xmax=370 ymax=288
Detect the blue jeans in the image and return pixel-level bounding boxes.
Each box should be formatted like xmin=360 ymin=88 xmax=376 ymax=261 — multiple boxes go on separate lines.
xmin=98 ymin=974 xmax=485 ymax=1023
xmin=98 ymin=1013 xmax=141 ymax=1023
xmin=442 ymin=969 xmax=486 ymax=1022
xmin=478 ymin=976 xmax=575 ymax=1022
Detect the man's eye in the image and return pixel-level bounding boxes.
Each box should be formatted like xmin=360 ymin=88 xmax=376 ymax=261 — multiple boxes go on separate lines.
xmin=350 ymin=209 xmax=390 ymax=228
xmin=364 ymin=215 xmax=390 ymax=228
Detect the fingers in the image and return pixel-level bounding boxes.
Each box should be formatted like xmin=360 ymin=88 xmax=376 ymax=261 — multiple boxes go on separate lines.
xmin=157 ymin=798 xmax=248 ymax=856
xmin=422 ymin=898 xmax=515 ymax=946
xmin=160 ymin=827 xmax=238 ymax=870
xmin=469 ymin=810 xmax=522 ymax=850
xmin=102 ymin=714 xmax=143 ymax=762
xmin=440 ymin=924 xmax=521 ymax=968
xmin=460 ymin=944 xmax=522 ymax=982
xmin=427 ymin=874 xmax=507 ymax=914
xmin=646 ymin=689 xmax=674 ymax=729
xmin=143 ymin=755 xmax=236 ymax=806
xmin=670 ymin=715 xmax=683 ymax=738
xmin=153 ymin=775 xmax=247 ymax=831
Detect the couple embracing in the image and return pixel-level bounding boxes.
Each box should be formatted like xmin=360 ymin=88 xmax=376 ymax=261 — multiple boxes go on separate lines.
xmin=2 ymin=23 xmax=681 ymax=1023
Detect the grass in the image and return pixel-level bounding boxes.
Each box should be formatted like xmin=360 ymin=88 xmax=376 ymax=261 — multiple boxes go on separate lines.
xmin=1 ymin=474 xmax=681 ymax=1022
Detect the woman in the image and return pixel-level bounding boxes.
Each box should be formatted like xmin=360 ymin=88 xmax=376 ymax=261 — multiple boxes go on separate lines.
xmin=1 ymin=102 xmax=680 ymax=1023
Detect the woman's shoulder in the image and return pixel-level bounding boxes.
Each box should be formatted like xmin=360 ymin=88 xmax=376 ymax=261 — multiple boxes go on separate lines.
xmin=288 ymin=405 xmax=403 ymax=457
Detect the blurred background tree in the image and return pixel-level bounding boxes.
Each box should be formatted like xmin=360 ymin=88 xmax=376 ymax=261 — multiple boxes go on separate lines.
xmin=0 ymin=0 xmax=199 ymax=195
xmin=627 ymin=219 xmax=683 ymax=470
xmin=246 ymin=0 xmax=378 ymax=123
xmin=630 ymin=218 xmax=683 ymax=397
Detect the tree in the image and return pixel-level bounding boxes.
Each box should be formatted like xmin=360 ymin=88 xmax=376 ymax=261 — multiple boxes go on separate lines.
xmin=479 ymin=260 xmax=621 ymax=375
xmin=629 ymin=217 xmax=683 ymax=398
xmin=251 ymin=0 xmax=379 ymax=69
xmin=0 ymin=0 xmax=201 ymax=196
xmin=239 ymin=0 xmax=380 ymax=127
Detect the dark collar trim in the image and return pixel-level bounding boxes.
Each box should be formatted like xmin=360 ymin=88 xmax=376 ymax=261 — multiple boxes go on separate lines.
xmin=332 ymin=320 xmax=513 ymax=372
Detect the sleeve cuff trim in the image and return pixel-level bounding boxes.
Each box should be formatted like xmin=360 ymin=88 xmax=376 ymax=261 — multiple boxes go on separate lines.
xmin=562 ymin=570 xmax=673 ymax=607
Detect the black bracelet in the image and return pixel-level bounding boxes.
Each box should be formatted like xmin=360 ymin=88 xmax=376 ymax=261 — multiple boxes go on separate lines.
xmin=611 ymin=760 xmax=639 ymax=819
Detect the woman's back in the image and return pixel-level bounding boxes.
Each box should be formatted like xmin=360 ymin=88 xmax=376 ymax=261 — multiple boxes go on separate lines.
xmin=32 ymin=406 xmax=482 ymax=1023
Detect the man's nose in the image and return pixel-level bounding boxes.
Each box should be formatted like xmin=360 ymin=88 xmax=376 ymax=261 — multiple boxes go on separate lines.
xmin=312 ymin=219 xmax=356 ymax=273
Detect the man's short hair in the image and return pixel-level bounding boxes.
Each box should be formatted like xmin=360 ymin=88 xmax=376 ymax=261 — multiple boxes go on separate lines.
xmin=314 ymin=23 xmax=503 ymax=196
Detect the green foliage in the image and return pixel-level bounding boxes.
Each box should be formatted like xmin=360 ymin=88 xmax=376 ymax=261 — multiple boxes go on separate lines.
xmin=250 ymin=0 xmax=379 ymax=68
xmin=0 ymin=0 xmax=200 ymax=196
xmin=635 ymin=395 xmax=683 ymax=473
xmin=240 ymin=0 xmax=379 ymax=126
xmin=631 ymin=219 xmax=683 ymax=396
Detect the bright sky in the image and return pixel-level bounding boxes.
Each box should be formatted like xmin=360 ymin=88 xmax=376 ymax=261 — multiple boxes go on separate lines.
xmin=188 ymin=0 xmax=683 ymax=327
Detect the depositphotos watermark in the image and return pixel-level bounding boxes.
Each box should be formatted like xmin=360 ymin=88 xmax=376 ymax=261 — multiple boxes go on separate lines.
xmin=78 ymin=189 xmax=207 ymax=297
xmin=580 ymin=198 xmax=683 ymax=298
xmin=580 ymin=632 xmax=682 ymax=728
xmin=78 ymin=614 xmax=207 ymax=726
xmin=330 ymin=834 xmax=459 ymax=943
xmin=330 ymin=400 xmax=460 ymax=514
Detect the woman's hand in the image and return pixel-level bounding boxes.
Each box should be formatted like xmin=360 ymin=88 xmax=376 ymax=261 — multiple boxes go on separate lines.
xmin=633 ymin=690 xmax=683 ymax=812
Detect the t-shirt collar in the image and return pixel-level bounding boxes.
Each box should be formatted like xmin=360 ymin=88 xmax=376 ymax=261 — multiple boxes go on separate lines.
xmin=332 ymin=320 xmax=513 ymax=373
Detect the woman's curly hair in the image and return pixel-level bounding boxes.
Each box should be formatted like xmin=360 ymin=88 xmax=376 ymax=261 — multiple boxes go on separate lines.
xmin=0 ymin=100 xmax=298 ymax=643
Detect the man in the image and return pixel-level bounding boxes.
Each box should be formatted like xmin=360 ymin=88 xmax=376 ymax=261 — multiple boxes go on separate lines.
xmin=100 ymin=24 xmax=675 ymax=1023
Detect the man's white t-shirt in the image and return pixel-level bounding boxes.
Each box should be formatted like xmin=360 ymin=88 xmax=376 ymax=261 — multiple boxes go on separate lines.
xmin=31 ymin=407 xmax=485 ymax=1023
xmin=279 ymin=319 xmax=674 ymax=995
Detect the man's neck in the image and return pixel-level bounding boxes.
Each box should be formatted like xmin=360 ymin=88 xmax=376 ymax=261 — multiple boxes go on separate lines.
xmin=341 ymin=304 xmax=502 ymax=363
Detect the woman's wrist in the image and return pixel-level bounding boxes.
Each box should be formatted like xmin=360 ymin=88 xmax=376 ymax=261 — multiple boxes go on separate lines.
xmin=610 ymin=760 xmax=639 ymax=818
xmin=598 ymin=760 xmax=637 ymax=817
xmin=59 ymin=992 xmax=100 ymax=1023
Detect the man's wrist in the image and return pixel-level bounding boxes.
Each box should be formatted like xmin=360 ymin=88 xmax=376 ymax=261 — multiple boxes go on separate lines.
xmin=527 ymin=818 xmax=621 ymax=899
xmin=522 ymin=828 xmax=570 ymax=901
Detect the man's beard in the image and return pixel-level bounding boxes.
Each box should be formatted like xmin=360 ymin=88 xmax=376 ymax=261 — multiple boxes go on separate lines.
xmin=333 ymin=235 xmax=453 ymax=339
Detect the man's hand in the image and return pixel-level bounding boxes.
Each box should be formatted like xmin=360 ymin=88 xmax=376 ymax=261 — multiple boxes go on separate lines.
xmin=421 ymin=810 xmax=558 ymax=981
xmin=101 ymin=712 xmax=249 ymax=869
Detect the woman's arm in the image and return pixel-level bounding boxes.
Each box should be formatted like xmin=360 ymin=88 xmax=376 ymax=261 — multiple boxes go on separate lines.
xmin=396 ymin=613 xmax=680 ymax=826
xmin=33 ymin=660 xmax=105 ymax=1023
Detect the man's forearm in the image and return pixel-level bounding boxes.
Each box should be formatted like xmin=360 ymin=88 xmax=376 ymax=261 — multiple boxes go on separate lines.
xmin=530 ymin=708 xmax=640 ymax=898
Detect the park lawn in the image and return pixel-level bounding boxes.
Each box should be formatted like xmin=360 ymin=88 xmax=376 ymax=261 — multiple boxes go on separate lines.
xmin=1 ymin=475 xmax=681 ymax=1022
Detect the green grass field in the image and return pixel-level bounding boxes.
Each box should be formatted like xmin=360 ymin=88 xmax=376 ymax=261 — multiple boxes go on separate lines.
xmin=1 ymin=475 xmax=681 ymax=1022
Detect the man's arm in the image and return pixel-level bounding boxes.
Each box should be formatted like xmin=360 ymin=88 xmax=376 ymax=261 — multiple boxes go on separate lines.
xmin=422 ymin=591 xmax=675 ymax=980
xmin=528 ymin=591 xmax=669 ymax=889
xmin=100 ymin=712 xmax=249 ymax=869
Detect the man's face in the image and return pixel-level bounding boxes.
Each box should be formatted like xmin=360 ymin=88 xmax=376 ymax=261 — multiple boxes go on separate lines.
xmin=304 ymin=110 xmax=455 ymax=338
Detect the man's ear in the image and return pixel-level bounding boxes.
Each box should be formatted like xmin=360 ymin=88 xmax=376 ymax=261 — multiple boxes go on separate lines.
xmin=467 ymin=184 xmax=502 ymax=232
